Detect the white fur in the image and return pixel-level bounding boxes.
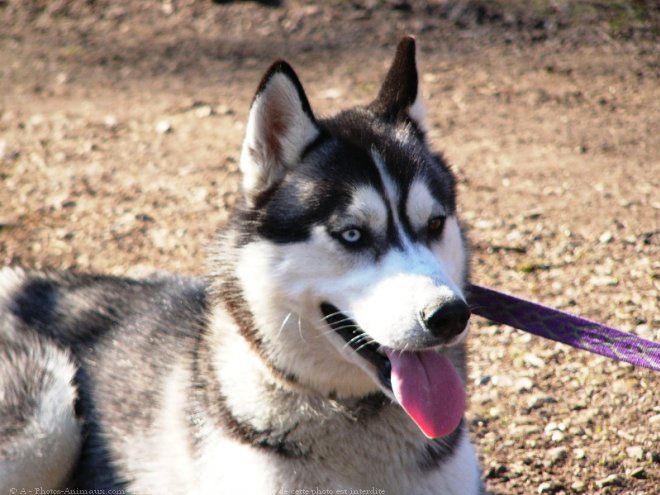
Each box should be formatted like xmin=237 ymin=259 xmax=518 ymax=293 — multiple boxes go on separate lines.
xmin=0 ymin=347 xmax=81 ymax=492
xmin=428 ymin=428 xmax=481 ymax=494
xmin=371 ymin=151 xmax=403 ymax=234
xmin=406 ymin=179 xmax=445 ymax=232
xmin=232 ymin=239 xmax=378 ymax=398
xmin=348 ymin=185 xmax=388 ymax=235
xmin=119 ymin=364 xmax=196 ymax=494
xmin=408 ymin=92 xmax=428 ymax=133
xmin=0 ymin=266 xmax=26 ymax=305
xmin=433 ymin=216 xmax=468 ymax=291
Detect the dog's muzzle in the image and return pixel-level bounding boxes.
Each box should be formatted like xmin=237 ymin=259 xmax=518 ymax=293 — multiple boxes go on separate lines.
xmin=320 ymin=300 xmax=470 ymax=439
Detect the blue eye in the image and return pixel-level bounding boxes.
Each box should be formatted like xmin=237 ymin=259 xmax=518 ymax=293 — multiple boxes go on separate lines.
xmin=340 ymin=228 xmax=362 ymax=244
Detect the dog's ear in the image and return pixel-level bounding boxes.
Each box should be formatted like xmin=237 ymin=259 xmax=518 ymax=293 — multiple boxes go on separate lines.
xmin=369 ymin=36 xmax=427 ymax=133
xmin=240 ymin=61 xmax=320 ymax=200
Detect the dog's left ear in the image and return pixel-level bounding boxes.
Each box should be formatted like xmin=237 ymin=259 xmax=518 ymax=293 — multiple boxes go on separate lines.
xmin=240 ymin=61 xmax=320 ymax=200
xmin=369 ymin=36 xmax=427 ymax=133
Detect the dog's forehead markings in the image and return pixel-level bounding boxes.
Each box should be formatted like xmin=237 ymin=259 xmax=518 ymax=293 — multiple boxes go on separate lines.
xmin=370 ymin=149 xmax=413 ymax=246
xmin=349 ymin=186 xmax=388 ymax=232
xmin=370 ymin=150 xmax=400 ymax=217
xmin=406 ymin=179 xmax=443 ymax=232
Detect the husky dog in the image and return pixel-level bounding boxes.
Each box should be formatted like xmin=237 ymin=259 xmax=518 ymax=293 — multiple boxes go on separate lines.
xmin=0 ymin=37 xmax=483 ymax=494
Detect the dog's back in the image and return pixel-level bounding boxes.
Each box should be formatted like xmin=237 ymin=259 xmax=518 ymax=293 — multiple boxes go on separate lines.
xmin=0 ymin=268 xmax=208 ymax=490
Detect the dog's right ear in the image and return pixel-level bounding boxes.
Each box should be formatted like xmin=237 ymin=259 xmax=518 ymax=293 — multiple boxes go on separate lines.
xmin=239 ymin=61 xmax=320 ymax=201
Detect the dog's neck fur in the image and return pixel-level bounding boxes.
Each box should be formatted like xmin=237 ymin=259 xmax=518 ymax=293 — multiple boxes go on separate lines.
xmin=196 ymin=291 xmax=393 ymax=453
xmin=193 ymin=306 xmax=469 ymax=491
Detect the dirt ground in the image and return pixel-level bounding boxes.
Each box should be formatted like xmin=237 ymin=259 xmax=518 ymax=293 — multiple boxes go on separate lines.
xmin=0 ymin=1 xmax=658 ymax=493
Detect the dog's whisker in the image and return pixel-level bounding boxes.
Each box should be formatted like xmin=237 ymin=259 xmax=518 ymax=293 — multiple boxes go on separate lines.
xmin=276 ymin=312 xmax=293 ymax=338
xmin=297 ymin=315 xmax=305 ymax=342
xmin=354 ymin=339 xmax=378 ymax=353
xmin=320 ymin=310 xmax=356 ymax=323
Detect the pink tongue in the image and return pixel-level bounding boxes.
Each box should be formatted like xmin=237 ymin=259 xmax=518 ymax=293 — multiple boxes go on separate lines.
xmin=385 ymin=349 xmax=465 ymax=439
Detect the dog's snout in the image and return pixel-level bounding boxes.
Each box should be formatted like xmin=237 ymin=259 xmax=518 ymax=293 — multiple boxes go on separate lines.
xmin=422 ymin=299 xmax=471 ymax=341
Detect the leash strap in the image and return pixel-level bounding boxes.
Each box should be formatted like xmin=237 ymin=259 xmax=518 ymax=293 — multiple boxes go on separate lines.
xmin=467 ymin=284 xmax=660 ymax=372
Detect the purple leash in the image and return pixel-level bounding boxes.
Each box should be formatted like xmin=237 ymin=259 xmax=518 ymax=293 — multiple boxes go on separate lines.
xmin=467 ymin=284 xmax=660 ymax=372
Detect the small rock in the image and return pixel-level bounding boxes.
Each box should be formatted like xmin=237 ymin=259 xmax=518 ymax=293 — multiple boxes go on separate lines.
xmin=648 ymin=413 xmax=660 ymax=425
xmin=548 ymin=446 xmax=568 ymax=465
xmin=551 ymin=431 xmax=565 ymax=443
xmin=0 ymin=139 xmax=19 ymax=161
xmin=515 ymin=377 xmax=535 ymax=392
xmin=625 ymin=445 xmax=643 ymax=461
xmin=599 ymin=230 xmax=614 ymax=244
xmin=55 ymin=72 xmax=68 ymax=85
xmin=215 ymin=104 xmax=234 ymax=116
xmin=630 ymin=467 xmax=647 ymax=479
xmin=474 ymin=375 xmax=492 ymax=386
xmin=491 ymin=375 xmax=514 ymax=387
xmin=162 ymin=1 xmax=174 ymax=15
xmin=570 ymin=480 xmax=586 ymax=492
xmin=574 ymin=448 xmax=586 ymax=460
xmin=590 ymin=275 xmax=619 ymax=287
xmin=194 ymin=105 xmax=213 ymax=118
xmin=596 ymin=474 xmax=621 ymax=488
xmin=485 ymin=463 xmax=508 ymax=479
xmin=527 ymin=395 xmax=557 ymax=410
xmin=104 ymin=115 xmax=118 ymax=129
xmin=524 ymin=353 xmax=546 ymax=368
xmin=488 ymin=406 xmax=501 ymax=419
xmin=155 ymin=120 xmax=172 ymax=134
xmin=0 ymin=218 xmax=19 ymax=230
xmin=318 ymin=88 xmax=342 ymax=100
xmin=544 ymin=422 xmax=566 ymax=434
xmin=617 ymin=429 xmax=635 ymax=441
xmin=538 ymin=482 xmax=552 ymax=494
xmin=538 ymin=482 xmax=563 ymax=493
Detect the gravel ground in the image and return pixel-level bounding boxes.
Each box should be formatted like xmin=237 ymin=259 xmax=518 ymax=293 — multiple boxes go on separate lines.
xmin=0 ymin=1 xmax=658 ymax=493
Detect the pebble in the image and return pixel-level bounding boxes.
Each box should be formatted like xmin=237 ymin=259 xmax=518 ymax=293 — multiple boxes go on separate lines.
xmin=570 ymin=480 xmax=586 ymax=492
xmin=524 ymin=353 xmax=546 ymax=368
xmin=574 ymin=448 xmax=586 ymax=460
xmin=474 ymin=375 xmax=491 ymax=386
xmin=527 ymin=395 xmax=557 ymax=410
xmin=318 ymin=88 xmax=342 ymax=100
xmin=599 ymin=230 xmax=614 ymax=243
xmin=596 ymin=474 xmax=621 ymax=488
xmin=589 ymin=275 xmax=619 ymax=287
xmin=155 ymin=120 xmax=172 ymax=134
xmin=515 ymin=377 xmax=535 ymax=392
xmin=630 ymin=467 xmax=647 ymax=479
xmin=544 ymin=422 xmax=566 ymax=434
xmin=626 ymin=445 xmax=644 ymax=460
xmin=537 ymin=482 xmax=563 ymax=493
xmin=548 ymin=446 xmax=568 ymax=465
xmin=104 ymin=115 xmax=118 ymax=129
xmin=550 ymin=431 xmax=565 ymax=443
xmin=194 ymin=105 xmax=212 ymax=118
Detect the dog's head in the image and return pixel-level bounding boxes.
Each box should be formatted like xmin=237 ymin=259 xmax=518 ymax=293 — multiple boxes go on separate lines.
xmin=226 ymin=37 xmax=470 ymax=438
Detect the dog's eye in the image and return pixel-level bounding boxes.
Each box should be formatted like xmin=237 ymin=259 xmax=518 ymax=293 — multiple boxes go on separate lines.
xmin=427 ymin=215 xmax=446 ymax=236
xmin=340 ymin=228 xmax=363 ymax=244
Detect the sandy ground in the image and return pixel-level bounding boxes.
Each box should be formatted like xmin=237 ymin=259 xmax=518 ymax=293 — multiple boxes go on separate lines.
xmin=1 ymin=1 xmax=658 ymax=493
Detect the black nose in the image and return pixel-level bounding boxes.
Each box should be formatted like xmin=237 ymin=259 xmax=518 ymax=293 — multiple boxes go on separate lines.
xmin=422 ymin=299 xmax=471 ymax=341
